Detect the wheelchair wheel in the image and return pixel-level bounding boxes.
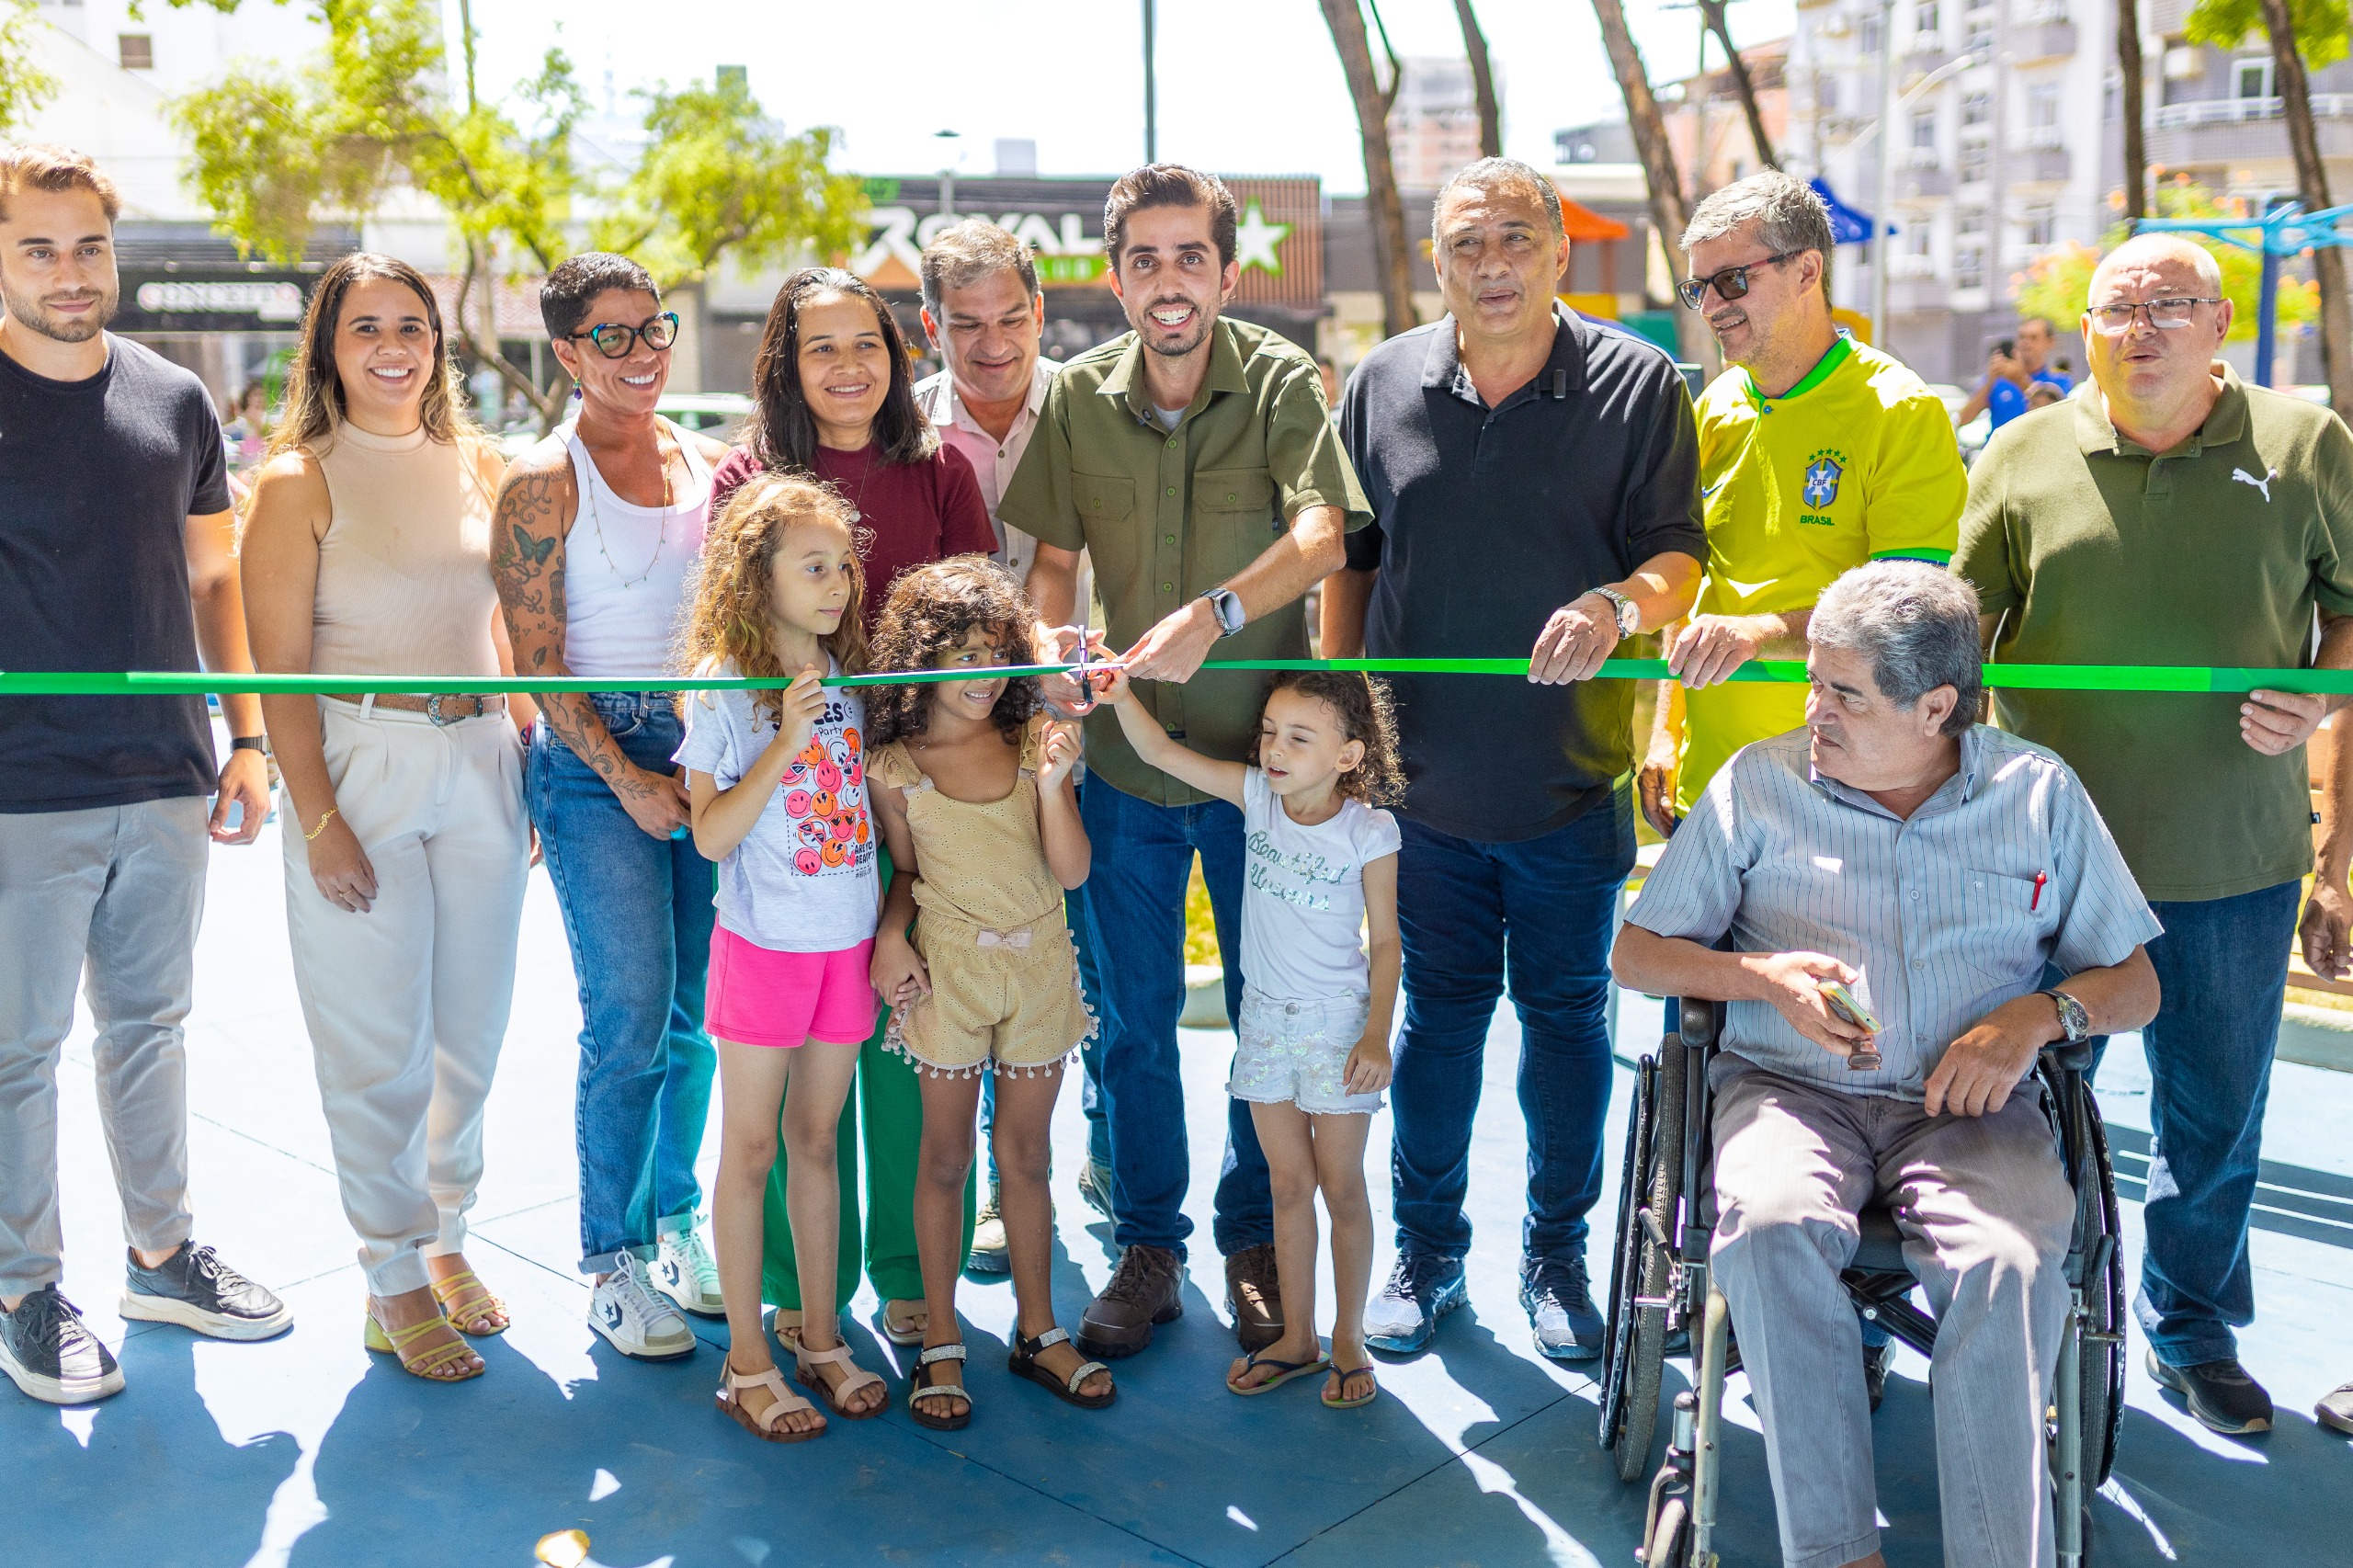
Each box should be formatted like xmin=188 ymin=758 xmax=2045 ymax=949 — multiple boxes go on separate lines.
xmin=1599 ymin=1053 xmax=1654 ymax=1456
xmin=2075 ymin=1088 xmax=2127 ymax=1489
xmin=1603 ymin=1043 xmax=1686 ymax=1482
xmin=1643 ymin=1494 xmax=1691 ymax=1568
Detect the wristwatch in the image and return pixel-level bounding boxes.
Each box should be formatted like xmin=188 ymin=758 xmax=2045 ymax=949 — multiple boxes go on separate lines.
xmin=2040 ymin=987 xmax=2091 ymax=1045
xmin=1200 ymin=586 xmax=1247 ymax=637
xmin=1588 ymin=586 xmax=1640 ymax=638
xmin=230 ymin=735 xmax=270 ymax=756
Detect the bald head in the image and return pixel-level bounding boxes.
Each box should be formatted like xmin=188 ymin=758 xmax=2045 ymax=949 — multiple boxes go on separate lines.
xmin=2090 ymin=234 xmax=2222 ymax=299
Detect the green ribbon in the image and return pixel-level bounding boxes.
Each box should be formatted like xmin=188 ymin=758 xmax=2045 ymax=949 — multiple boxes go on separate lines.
xmin=1 ymin=658 xmax=2349 ymax=695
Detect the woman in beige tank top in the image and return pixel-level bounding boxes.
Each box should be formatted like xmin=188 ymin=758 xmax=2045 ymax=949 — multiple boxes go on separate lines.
xmin=240 ymin=256 xmax=533 ymax=1384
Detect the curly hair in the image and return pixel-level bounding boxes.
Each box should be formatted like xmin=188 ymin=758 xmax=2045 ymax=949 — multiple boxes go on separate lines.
xmin=676 ymin=472 xmax=870 ymax=725
xmin=1253 ymin=670 xmax=1404 ymax=806
xmin=865 ymin=556 xmax=1043 ymax=746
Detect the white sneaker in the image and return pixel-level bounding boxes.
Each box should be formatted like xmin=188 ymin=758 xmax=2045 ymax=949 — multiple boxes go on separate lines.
xmin=587 ymin=1256 xmax=697 ymax=1360
xmin=652 ymin=1223 xmax=726 ymax=1318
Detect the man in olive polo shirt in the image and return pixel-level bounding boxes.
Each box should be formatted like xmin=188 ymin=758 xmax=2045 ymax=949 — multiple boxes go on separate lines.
xmin=1957 ymin=233 xmax=2353 ymax=1437
xmin=1002 ymin=164 xmax=1370 ymax=1361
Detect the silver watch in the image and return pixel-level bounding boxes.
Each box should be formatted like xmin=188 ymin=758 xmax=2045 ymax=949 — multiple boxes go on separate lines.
xmin=1588 ymin=586 xmax=1640 ymax=637
xmin=1201 ymin=586 xmax=1246 ymax=637
xmin=2040 ymin=987 xmax=2091 ymax=1044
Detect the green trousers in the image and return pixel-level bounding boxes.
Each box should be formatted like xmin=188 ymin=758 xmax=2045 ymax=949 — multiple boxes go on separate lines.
xmin=759 ymin=844 xmax=975 ymax=1309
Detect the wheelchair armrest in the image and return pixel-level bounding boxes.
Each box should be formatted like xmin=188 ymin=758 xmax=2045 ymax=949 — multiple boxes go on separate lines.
xmin=1675 ymin=995 xmax=1722 ymax=1052
xmin=2040 ymin=1039 xmax=2097 ymax=1076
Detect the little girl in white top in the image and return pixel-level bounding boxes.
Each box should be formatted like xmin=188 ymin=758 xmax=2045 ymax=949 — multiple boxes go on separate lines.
xmin=1101 ymin=667 xmax=1403 ymax=1412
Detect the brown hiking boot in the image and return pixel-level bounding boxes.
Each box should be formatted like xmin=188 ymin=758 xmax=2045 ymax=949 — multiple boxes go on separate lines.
xmin=1224 ymin=1244 xmax=1285 ymax=1353
xmin=1076 ymin=1244 xmax=1183 ymax=1359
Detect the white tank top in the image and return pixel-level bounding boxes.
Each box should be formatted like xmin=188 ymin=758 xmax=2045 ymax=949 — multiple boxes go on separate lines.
xmin=563 ymin=418 xmax=710 ymax=682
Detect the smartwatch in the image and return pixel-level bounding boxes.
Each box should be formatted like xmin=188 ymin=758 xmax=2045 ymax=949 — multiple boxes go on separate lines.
xmin=2040 ymin=987 xmax=2091 ymax=1045
xmin=1588 ymin=586 xmax=1641 ymax=638
xmin=1201 ymin=586 xmax=1246 ymax=637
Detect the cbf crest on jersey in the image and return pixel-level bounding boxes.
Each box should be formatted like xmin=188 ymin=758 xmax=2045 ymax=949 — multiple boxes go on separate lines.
xmin=1800 ymin=449 xmax=1847 ymax=522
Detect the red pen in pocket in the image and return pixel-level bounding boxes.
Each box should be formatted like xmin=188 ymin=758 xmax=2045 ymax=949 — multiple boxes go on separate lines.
xmin=2031 ymin=870 xmax=2047 ymax=911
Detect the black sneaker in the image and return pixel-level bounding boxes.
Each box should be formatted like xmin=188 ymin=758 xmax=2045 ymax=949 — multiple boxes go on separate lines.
xmin=1518 ymin=1256 xmax=1606 ymax=1361
xmin=121 ymin=1243 xmax=291 ymax=1341
xmin=1864 ymin=1337 xmax=1897 ymax=1414
xmin=2147 ymin=1348 xmax=2273 ymax=1435
xmin=0 ymin=1286 xmax=123 ymax=1404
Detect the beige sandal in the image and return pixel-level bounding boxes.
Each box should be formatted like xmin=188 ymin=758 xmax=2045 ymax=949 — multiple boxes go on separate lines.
xmin=795 ymin=1340 xmax=886 ymax=1418
xmin=427 ymin=1270 xmax=508 ymax=1336
xmin=364 ymin=1309 xmax=483 ymax=1382
xmin=718 ymin=1358 xmax=822 ymax=1443
xmin=881 ymin=1298 xmax=926 ymax=1346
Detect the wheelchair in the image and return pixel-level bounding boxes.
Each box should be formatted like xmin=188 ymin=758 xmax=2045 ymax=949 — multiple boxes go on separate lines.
xmin=1597 ymin=997 xmax=2125 ymax=1568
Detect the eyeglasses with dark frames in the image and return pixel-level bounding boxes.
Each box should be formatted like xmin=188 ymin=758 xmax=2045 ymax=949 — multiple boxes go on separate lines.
xmin=1677 ymin=251 xmax=1803 ymax=311
xmin=2086 ymin=297 xmax=2223 ymax=334
xmin=565 ymin=312 xmax=680 ymax=358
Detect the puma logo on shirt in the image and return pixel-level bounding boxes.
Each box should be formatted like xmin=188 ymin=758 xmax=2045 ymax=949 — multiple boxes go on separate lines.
xmin=2232 ymin=466 xmax=2279 ymax=503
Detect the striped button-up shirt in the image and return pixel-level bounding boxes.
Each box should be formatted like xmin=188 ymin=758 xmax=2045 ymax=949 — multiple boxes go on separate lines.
xmin=1626 ymin=725 xmax=2160 ymax=1100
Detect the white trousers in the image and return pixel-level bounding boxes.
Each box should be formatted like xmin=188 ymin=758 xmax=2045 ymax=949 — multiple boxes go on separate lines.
xmin=282 ymin=699 xmax=529 ymax=1297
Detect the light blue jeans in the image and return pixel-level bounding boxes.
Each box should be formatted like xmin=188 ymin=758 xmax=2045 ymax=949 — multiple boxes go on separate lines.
xmin=528 ymin=696 xmax=718 ymax=1275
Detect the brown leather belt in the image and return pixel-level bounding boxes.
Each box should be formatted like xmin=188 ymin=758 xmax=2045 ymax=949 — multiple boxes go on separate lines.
xmin=325 ymin=690 xmax=507 ymax=725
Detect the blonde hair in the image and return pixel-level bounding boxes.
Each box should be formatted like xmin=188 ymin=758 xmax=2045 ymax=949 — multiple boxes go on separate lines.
xmin=678 ymin=473 xmax=870 ymax=723
xmin=268 ymin=253 xmax=478 ymax=462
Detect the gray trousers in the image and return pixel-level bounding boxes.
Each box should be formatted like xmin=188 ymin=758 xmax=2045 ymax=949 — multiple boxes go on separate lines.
xmin=0 ymin=799 xmax=209 ymax=1296
xmin=1710 ymin=1055 xmax=2073 ymax=1568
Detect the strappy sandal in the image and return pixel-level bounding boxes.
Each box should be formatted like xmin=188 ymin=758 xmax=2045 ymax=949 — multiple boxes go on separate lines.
xmin=1324 ymin=1361 xmax=1380 ymax=1410
xmin=717 ymin=1358 xmax=823 ymax=1444
xmin=1007 ymin=1326 xmax=1115 ymax=1410
xmin=427 ymin=1270 xmax=508 ymax=1336
xmin=794 ymin=1340 xmax=886 ymax=1419
xmin=1226 ymin=1349 xmax=1331 ymax=1397
xmin=907 ymin=1342 xmax=972 ymax=1431
xmin=881 ymin=1298 xmax=926 ymax=1346
xmin=364 ymin=1309 xmax=483 ymax=1382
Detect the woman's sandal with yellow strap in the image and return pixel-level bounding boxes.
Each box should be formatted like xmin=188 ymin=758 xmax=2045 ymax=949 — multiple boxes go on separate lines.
xmin=427 ymin=1270 xmax=508 ymax=1336
xmin=364 ymin=1310 xmax=483 ymax=1382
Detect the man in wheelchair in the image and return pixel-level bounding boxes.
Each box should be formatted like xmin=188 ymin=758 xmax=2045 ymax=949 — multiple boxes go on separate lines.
xmin=1611 ymin=562 xmax=2160 ymax=1568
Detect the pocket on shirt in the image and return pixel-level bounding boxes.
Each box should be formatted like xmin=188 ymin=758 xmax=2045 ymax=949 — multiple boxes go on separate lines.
xmin=1195 ymin=467 xmax=1278 ymax=575
xmin=1956 ymin=868 xmax=2046 ymax=979
xmin=1074 ymin=472 xmax=1135 ymax=526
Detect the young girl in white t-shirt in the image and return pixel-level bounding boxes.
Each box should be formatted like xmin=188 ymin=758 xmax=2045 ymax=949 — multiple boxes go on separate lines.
xmin=674 ymin=473 xmax=885 ymax=1444
xmin=1101 ymin=667 xmax=1403 ymax=1411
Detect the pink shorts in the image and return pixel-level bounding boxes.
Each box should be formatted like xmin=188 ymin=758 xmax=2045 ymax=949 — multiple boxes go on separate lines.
xmin=706 ymin=926 xmax=879 ymax=1049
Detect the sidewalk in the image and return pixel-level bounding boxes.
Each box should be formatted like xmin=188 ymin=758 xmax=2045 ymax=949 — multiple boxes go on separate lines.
xmin=9 ymin=809 xmax=2350 ymax=1567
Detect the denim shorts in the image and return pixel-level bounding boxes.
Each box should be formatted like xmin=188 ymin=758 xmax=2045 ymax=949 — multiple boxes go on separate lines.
xmin=1228 ymin=987 xmax=1382 ymax=1116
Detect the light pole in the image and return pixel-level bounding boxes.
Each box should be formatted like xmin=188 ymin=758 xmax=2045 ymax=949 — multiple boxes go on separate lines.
xmin=1143 ymin=0 xmax=1158 ymax=164
xmin=1870 ymin=0 xmax=1894 ymax=344
xmin=935 ymin=129 xmax=961 ymax=223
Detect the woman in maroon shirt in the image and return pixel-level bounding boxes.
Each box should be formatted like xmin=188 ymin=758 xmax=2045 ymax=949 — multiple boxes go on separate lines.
xmin=709 ymin=267 xmax=994 ymax=630
xmin=710 ymin=267 xmax=993 ymax=1352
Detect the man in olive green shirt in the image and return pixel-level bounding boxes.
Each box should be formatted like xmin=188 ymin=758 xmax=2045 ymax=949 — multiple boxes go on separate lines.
xmin=1000 ymin=164 xmax=1370 ymax=1362
xmin=1956 ymin=234 xmax=2353 ymax=1437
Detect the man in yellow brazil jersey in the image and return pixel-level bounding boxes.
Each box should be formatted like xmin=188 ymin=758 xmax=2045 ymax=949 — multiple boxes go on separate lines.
xmin=1640 ymin=172 xmax=1967 ymax=837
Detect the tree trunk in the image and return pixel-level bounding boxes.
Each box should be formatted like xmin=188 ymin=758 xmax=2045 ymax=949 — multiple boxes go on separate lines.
xmin=1451 ymin=0 xmax=1503 ymax=159
xmin=1698 ymin=0 xmax=1779 ymax=172
xmin=455 ymin=240 xmax=567 ymax=433
xmin=1589 ymin=0 xmax=1707 ymax=362
xmin=1320 ymin=0 xmax=1417 ymax=340
xmin=2259 ymin=0 xmax=2353 ymax=412
xmin=2116 ymin=0 xmax=2146 ymax=222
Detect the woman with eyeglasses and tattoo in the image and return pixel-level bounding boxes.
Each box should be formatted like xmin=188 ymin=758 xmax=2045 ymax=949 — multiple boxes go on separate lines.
xmin=240 ymin=253 xmax=534 ymax=1383
xmin=707 ymin=266 xmax=997 ymax=1358
xmin=488 ymin=254 xmax=736 ymax=1363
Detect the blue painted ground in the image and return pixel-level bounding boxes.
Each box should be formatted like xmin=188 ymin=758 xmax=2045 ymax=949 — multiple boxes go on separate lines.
xmin=12 ymin=802 xmax=2352 ymax=1566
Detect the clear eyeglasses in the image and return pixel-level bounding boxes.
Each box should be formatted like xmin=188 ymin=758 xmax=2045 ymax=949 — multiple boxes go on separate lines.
xmin=2086 ymin=297 xmax=2222 ymax=334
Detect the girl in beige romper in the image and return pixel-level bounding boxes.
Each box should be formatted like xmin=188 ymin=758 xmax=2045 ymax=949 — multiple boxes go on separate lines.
xmin=866 ymin=558 xmax=1114 ymax=1428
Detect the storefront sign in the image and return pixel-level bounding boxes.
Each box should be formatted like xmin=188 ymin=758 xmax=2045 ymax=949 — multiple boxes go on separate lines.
xmin=117 ymin=273 xmax=313 ymax=333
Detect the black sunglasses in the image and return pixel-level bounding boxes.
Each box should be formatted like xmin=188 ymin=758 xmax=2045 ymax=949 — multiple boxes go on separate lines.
xmin=564 ymin=312 xmax=680 ymax=358
xmin=1677 ymin=251 xmax=1802 ymax=311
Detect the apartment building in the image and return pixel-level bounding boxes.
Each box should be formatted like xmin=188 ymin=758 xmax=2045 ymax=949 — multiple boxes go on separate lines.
xmin=1789 ymin=0 xmax=2113 ymax=383
xmin=2135 ymin=0 xmax=2353 ymax=203
xmin=1388 ymin=56 xmax=1493 ymax=192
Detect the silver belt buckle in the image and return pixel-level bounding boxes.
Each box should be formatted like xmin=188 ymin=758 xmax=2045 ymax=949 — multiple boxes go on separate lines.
xmin=426 ymin=694 xmax=466 ymax=727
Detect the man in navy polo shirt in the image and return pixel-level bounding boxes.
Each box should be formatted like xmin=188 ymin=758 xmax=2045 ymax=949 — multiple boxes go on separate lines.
xmin=1323 ymin=156 xmax=1706 ymax=1358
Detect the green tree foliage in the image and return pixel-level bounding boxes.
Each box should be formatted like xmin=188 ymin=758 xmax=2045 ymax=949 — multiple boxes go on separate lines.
xmin=2011 ymin=183 xmax=2320 ymax=345
xmin=594 ymin=75 xmax=866 ymax=290
xmin=2185 ymin=0 xmax=2349 ymax=68
xmin=0 ymin=0 xmax=62 ymax=135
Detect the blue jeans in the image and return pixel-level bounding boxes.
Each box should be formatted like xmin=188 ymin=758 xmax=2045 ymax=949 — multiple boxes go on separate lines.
xmin=1391 ymin=782 xmax=1634 ymax=1265
xmin=1080 ymin=776 xmax=1271 ymax=1257
xmin=528 ymin=696 xmax=718 ymax=1274
xmin=2124 ymin=880 xmax=2298 ymax=1367
xmin=981 ymin=881 xmax=1110 ymax=1186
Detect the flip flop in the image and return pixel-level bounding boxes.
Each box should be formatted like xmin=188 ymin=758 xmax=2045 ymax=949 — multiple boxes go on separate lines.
xmin=1323 ymin=1362 xmax=1380 ymax=1410
xmin=1226 ymin=1350 xmax=1332 ymax=1397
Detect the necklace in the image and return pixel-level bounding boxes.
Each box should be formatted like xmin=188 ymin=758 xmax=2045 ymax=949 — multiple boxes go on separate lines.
xmin=584 ymin=424 xmax=676 ymax=590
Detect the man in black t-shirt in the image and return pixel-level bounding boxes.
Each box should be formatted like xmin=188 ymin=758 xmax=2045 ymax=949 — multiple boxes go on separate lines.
xmin=0 ymin=146 xmax=290 ymax=1408
xmin=1323 ymin=158 xmax=1705 ymax=1362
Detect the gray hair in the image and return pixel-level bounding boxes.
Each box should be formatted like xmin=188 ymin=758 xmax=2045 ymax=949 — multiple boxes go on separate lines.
xmin=1681 ymin=170 xmax=1835 ymax=261
xmin=918 ymin=220 xmax=1040 ymax=324
xmin=1433 ymin=156 xmax=1564 ymax=245
xmin=1810 ymin=562 xmax=1983 ymax=737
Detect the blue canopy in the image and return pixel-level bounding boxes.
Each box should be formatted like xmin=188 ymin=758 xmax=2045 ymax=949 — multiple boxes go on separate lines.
xmin=1810 ymin=177 xmax=1891 ymax=244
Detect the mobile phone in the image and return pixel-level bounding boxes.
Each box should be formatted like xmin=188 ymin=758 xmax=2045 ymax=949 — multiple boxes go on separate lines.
xmin=1819 ymin=980 xmax=1883 ymax=1071
xmin=1995 ymin=337 xmax=2015 ymax=359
